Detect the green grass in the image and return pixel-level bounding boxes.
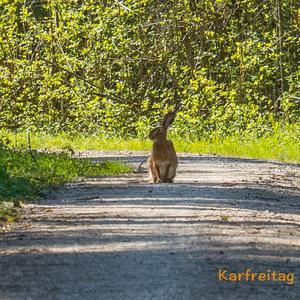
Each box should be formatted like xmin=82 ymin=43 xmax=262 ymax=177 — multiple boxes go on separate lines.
xmin=0 ymin=206 xmax=20 ymax=226
xmin=2 ymin=126 xmax=300 ymax=163
xmin=183 ymin=130 xmax=299 ymax=163
xmin=1 ymin=126 xmax=299 ymax=229
xmin=173 ymin=133 xmax=300 ymax=163
xmin=0 ymin=147 xmax=132 ymax=229
xmin=0 ymin=148 xmax=132 ymax=199
xmin=2 ymin=131 xmax=152 ymax=151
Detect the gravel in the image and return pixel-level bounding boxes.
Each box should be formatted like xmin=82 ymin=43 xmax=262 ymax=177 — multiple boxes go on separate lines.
xmin=1 ymin=151 xmax=300 ymax=300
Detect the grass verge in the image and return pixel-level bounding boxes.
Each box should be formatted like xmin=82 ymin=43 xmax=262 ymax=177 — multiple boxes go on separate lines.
xmin=2 ymin=126 xmax=300 ymax=163
xmin=0 ymin=147 xmax=132 ymax=231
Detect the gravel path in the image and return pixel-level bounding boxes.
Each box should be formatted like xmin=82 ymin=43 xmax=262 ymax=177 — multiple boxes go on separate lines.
xmin=1 ymin=151 xmax=300 ymax=300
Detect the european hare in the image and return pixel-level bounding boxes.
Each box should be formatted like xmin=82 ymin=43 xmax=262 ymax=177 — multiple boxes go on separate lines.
xmin=148 ymin=111 xmax=178 ymax=183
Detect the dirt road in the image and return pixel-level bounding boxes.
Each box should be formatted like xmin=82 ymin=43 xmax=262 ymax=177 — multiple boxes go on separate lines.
xmin=1 ymin=151 xmax=300 ymax=300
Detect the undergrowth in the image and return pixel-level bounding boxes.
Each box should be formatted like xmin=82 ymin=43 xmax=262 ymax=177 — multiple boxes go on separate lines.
xmin=0 ymin=145 xmax=132 ymax=229
xmin=3 ymin=125 xmax=300 ymax=163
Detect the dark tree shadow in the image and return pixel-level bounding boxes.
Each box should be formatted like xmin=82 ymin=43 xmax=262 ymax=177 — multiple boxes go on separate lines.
xmin=1 ymin=154 xmax=299 ymax=299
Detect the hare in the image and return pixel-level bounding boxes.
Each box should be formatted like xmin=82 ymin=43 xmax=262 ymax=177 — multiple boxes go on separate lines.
xmin=148 ymin=111 xmax=178 ymax=183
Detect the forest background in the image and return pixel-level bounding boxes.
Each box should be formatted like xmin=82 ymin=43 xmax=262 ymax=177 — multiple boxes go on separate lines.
xmin=0 ymin=0 xmax=299 ymax=159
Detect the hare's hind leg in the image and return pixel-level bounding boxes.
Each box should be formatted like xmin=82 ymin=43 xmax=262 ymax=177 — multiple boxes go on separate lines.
xmin=154 ymin=163 xmax=163 ymax=183
xmin=149 ymin=159 xmax=159 ymax=183
xmin=167 ymin=164 xmax=177 ymax=183
xmin=163 ymin=164 xmax=171 ymax=182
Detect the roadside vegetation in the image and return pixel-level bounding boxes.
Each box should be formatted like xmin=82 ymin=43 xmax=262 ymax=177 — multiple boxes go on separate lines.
xmin=3 ymin=128 xmax=300 ymax=163
xmin=1 ymin=1 xmax=299 ymax=226
xmin=0 ymin=1 xmax=299 ymax=162
xmin=0 ymin=140 xmax=132 ymax=230
xmin=1 ymin=1 xmax=299 ymax=137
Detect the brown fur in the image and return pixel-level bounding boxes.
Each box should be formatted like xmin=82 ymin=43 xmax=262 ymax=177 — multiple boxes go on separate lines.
xmin=148 ymin=111 xmax=178 ymax=183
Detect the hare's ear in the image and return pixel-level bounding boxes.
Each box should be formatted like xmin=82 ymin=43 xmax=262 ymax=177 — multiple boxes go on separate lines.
xmin=162 ymin=111 xmax=176 ymax=129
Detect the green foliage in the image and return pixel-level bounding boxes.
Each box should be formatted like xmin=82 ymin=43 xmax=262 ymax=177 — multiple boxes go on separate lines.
xmin=3 ymin=128 xmax=300 ymax=163
xmin=0 ymin=166 xmax=33 ymax=201
xmin=0 ymin=1 xmax=299 ymax=137
xmin=0 ymin=140 xmax=132 ymax=228
xmin=0 ymin=133 xmax=132 ymax=229
xmin=0 ymin=143 xmax=132 ymax=203
xmin=0 ymin=206 xmax=20 ymax=225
